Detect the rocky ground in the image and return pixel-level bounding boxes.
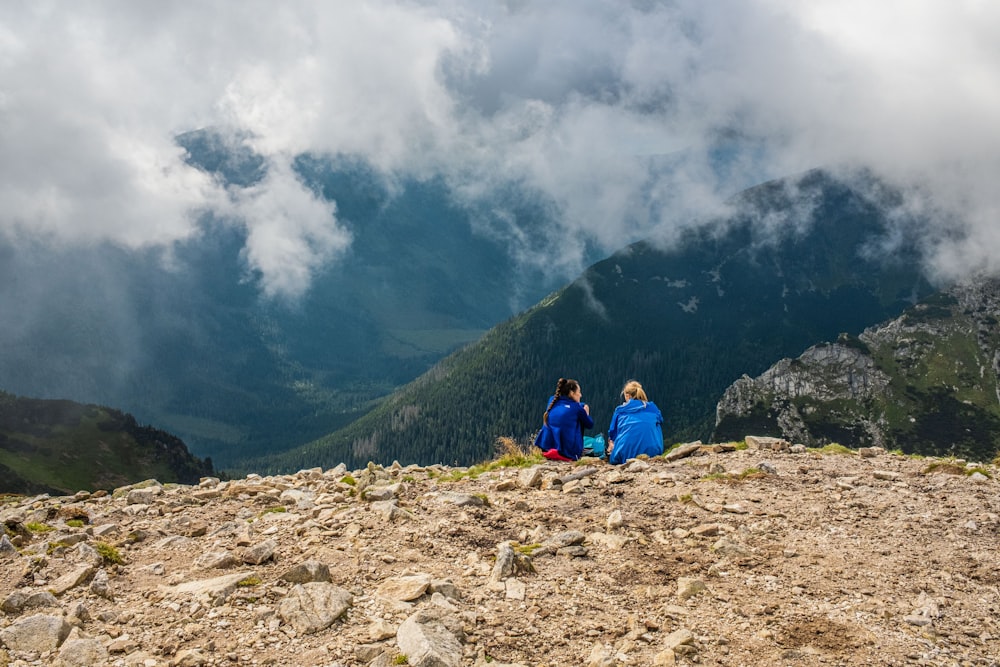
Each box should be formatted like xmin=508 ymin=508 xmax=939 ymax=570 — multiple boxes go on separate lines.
xmin=2 ymin=437 xmax=1000 ymax=667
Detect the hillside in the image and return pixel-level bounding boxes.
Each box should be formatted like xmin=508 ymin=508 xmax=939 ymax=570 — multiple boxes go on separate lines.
xmin=0 ymin=133 xmax=566 ymax=471
xmin=0 ymin=392 xmax=213 ymax=495
xmin=1 ymin=443 xmax=998 ymax=665
xmin=259 ymin=169 xmax=935 ymax=473
xmin=714 ymin=277 xmax=1000 ymax=462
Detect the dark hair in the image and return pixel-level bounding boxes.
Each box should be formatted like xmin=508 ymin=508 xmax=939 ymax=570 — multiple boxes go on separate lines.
xmin=543 ymin=378 xmax=579 ymax=425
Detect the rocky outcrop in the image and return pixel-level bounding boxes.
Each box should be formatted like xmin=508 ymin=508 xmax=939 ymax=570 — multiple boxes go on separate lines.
xmin=714 ymin=277 xmax=1000 ymax=457
xmin=2 ymin=448 xmax=1000 ymax=665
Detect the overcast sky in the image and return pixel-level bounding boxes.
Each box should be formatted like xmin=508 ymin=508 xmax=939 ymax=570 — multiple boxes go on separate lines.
xmin=2 ymin=0 xmax=999 ymax=297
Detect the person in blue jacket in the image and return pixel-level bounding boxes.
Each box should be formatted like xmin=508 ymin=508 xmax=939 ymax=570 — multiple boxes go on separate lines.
xmin=607 ymin=380 xmax=664 ymax=464
xmin=533 ymin=378 xmax=594 ymax=461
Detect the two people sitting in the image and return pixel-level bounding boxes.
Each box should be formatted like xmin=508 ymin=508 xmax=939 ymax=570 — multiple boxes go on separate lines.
xmin=534 ymin=378 xmax=663 ymax=464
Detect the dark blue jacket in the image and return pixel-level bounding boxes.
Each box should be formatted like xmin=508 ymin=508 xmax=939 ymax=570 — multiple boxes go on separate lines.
xmin=533 ymin=395 xmax=594 ymax=460
xmin=608 ymin=399 xmax=664 ymax=464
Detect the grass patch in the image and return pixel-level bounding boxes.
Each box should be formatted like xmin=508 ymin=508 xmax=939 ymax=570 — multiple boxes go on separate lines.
xmin=340 ymin=474 xmax=357 ymax=486
xmin=809 ymin=443 xmax=854 ymax=456
xmin=24 ymin=522 xmax=54 ymax=533
xmin=700 ymin=467 xmax=766 ymax=483
xmin=677 ymin=493 xmax=693 ymax=504
xmin=923 ymin=461 xmax=992 ymax=478
xmin=237 ymin=575 xmax=262 ymax=587
xmin=250 ymin=505 xmax=288 ymax=522
xmin=393 ymin=655 xmax=409 ymax=665
xmin=46 ymin=541 xmax=71 ymax=554
xmin=95 ymin=541 xmax=124 ymax=565
xmin=65 ymin=519 xmax=85 ymax=528
xmin=438 ymin=439 xmax=544 ymax=483
xmin=513 ymin=542 xmax=542 ymax=555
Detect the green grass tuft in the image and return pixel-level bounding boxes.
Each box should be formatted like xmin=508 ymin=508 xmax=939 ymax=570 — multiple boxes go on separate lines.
xmin=24 ymin=522 xmax=54 ymax=533
xmin=95 ymin=541 xmax=124 ymax=565
xmin=809 ymin=443 xmax=854 ymax=456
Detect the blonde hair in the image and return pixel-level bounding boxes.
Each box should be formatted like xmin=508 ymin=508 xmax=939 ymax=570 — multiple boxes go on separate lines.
xmin=622 ymin=380 xmax=648 ymax=405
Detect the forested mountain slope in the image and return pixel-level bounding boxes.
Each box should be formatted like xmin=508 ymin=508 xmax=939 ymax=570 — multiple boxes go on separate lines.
xmin=714 ymin=277 xmax=1000 ymax=462
xmin=0 ymin=391 xmax=213 ymax=495
xmin=256 ymin=170 xmax=935 ymax=472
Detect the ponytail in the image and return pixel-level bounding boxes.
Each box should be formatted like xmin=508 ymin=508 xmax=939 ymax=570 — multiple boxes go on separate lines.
xmin=543 ymin=377 xmax=579 ymax=425
xmin=622 ymin=380 xmax=648 ymax=406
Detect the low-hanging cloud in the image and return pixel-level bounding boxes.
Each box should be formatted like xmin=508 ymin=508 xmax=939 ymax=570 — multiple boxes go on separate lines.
xmin=1 ymin=0 xmax=999 ymax=295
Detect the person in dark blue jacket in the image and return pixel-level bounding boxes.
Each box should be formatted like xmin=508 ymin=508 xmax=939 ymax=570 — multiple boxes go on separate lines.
xmin=608 ymin=380 xmax=664 ymax=465
xmin=533 ymin=378 xmax=594 ymax=461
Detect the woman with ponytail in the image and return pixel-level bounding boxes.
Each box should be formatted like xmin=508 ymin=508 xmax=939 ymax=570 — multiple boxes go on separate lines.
xmin=533 ymin=378 xmax=594 ymax=461
xmin=607 ymin=380 xmax=664 ymax=465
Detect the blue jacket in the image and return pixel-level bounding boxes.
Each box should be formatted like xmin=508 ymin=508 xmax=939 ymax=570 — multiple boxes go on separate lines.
xmin=608 ymin=399 xmax=664 ymax=465
xmin=533 ymin=395 xmax=594 ymax=460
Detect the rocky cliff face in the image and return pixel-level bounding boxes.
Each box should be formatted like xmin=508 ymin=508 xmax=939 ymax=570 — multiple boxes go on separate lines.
xmin=1 ymin=445 xmax=999 ymax=666
xmin=713 ymin=277 xmax=1000 ymax=459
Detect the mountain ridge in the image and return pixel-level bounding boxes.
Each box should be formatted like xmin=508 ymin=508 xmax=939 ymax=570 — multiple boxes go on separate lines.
xmin=0 ymin=391 xmax=214 ymax=495
xmin=713 ymin=276 xmax=1000 ymax=461
xmin=253 ymin=169 xmax=936 ymax=473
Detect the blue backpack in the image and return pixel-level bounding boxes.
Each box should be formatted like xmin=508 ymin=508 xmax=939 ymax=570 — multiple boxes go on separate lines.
xmin=583 ymin=433 xmax=607 ymax=458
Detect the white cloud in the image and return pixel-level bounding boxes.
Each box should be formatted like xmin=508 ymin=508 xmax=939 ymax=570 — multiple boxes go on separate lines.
xmin=1 ymin=0 xmax=1000 ymax=292
xmin=229 ymin=156 xmax=348 ymax=300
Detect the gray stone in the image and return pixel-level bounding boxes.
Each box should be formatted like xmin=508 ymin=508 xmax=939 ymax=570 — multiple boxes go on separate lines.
xmin=664 ymin=628 xmax=694 ymax=649
xmin=440 ymin=492 xmax=484 ymax=507
xmin=195 ymin=550 xmax=238 ymax=570
xmin=664 ymin=442 xmax=702 ymax=462
xmin=1 ymin=589 xmax=27 ymax=613
xmin=371 ymin=500 xmax=414 ymax=522
xmin=711 ymin=537 xmax=750 ymax=558
xmin=242 ymin=538 xmax=278 ymax=565
xmin=518 ymin=467 xmax=543 ymax=489
xmin=757 ymin=461 xmax=778 ymax=475
xmin=396 ymin=610 xmax=464 ymax=667
xmin=377 ymin=573 xmax=432 ymax=601
xmin=278 ymin=582 xmax=353 ymax=634
xmin=24 ymin=590 xmax=61 ymax=610
xmin=676 ymin=578 xmax=707 ymax=600
xmin=362 ymin=486 xmax=397 ymax=502
xmin=173 ymin=648 xmax=210 ymax=666
xmin=125 ymin=487 xmax=162 ymax=505
xmin=0 ymin=534 xmax=15 ymax=553
xmin=545 ymin=531 xmax=586 ymax=549
xmin=55 ymin=637 xmax=109 ymax=667
xmin=49 ymin=565 xmax=95 ymax=596
xmin=167 ymin=571 xmax=256 ymax=605
xmin=90 ymin=569 xmax=114 ymax=600
xmin=746 ymin=435 xmax=791 ymax=452
xmin=0 ymin=613 xmax=71 ymax=652
xmin=281 ymin=560 xmax=331 ymax=584
xmin=429 ymin=579 xmax=462 ymax=601
xmin=587 ymin=642 xmax=616 ymax=667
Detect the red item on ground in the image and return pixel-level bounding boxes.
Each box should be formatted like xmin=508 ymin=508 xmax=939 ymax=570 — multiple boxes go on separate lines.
xmin=542 ymin=448 xmax=573 ymax=462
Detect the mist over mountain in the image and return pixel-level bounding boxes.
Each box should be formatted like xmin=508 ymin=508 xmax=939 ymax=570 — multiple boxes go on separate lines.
xmin=257 ymin=169 xmax=937 ymax=472
xmin=0 ymin=135 xmax=573 ymax=470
